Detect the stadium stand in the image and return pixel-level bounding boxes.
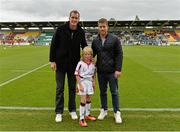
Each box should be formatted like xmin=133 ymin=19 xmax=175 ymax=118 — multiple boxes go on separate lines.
xmin=0 ymin=31 xmax=40 ymax=45
xmin=36 ymin=32 xmax=53 ymax=45
xmin=0 ymin=20 xmax=180 ymax=45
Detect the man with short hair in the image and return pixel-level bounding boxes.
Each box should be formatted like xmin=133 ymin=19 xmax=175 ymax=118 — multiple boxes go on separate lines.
xmin=92 ymin=18 xmax=123 ymax=123
xmin=49 ymin=10 xmax=87 ymax=122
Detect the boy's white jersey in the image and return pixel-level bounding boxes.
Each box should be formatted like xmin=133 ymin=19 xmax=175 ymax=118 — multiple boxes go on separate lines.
xmin=74 ymin=60 xmax=96 ymax=81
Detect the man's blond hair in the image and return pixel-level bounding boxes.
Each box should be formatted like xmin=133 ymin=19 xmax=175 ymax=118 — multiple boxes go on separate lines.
xmin=98 ymin=18 xmax=108 ymax=26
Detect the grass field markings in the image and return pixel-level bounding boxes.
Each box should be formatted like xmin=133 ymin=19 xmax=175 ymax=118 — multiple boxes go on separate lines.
xmin=0 ymin=63 xmax=49 ymax=88
xmin=153 ymin=70 xmax=180 ymax=73
xmin=1 ymin=106 xmax=180 ymax=112
xmin=11 ymin=70 xmax=51 ymax=73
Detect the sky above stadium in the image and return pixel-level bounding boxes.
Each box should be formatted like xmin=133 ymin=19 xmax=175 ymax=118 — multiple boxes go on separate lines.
xmin=0 ymin=0 xmax=180 ymax=22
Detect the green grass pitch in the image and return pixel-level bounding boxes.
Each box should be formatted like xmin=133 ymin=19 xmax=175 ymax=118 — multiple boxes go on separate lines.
xmin=0 ymin=45 xmax=180 ymax=131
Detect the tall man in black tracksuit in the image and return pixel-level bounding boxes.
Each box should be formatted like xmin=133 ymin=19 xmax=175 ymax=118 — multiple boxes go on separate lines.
xmin=49 ymin=10 xmax=87 ymax=122
xmin=92 ymin=18 xmax=123 ymax=123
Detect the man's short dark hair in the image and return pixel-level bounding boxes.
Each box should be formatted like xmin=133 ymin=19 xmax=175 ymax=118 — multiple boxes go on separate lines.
xmin=69 ymin=10 xmax=80 ymax=18
xmin=98 ymin=18 xmax=108 ymax=25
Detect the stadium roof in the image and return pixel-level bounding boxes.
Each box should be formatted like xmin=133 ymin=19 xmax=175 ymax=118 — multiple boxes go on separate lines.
xmin=0 ymin=20 xmax=180 ymax=29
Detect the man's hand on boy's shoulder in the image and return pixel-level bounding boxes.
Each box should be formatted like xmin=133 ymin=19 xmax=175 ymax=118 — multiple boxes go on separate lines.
xmin=92 ymin=58 xmax=96 ymax=64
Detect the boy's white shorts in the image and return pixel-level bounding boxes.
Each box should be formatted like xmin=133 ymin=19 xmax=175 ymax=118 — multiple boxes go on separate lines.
xmin=77 ymin=80 xmax=94 ymax=95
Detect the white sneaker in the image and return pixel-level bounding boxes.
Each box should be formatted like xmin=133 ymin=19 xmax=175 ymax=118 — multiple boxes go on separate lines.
xmin=55 ymin=114 xmax=62 ymax=122
xmin=114 ymin=111 xmax=122 ymax=123
xmin=70 ymin=112 xmax=78 ymax=120
xmin=98 ymin=109 xmax=107 ymax=120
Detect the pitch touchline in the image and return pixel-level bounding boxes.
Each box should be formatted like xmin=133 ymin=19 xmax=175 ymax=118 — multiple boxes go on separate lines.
xmin=0 ymin=63 xmax=49 ymax=88
xmin=0 ymin=106 xmax=180 ymax=112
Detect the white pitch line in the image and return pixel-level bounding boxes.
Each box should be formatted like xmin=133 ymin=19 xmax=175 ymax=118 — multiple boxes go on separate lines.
xmin=153 ymin=70 xmax=180 ymax=73
xmin=0 ymin=106 xmax=180 ymax=112
xmin=0 ymin=63 xmax=49 ymax=88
